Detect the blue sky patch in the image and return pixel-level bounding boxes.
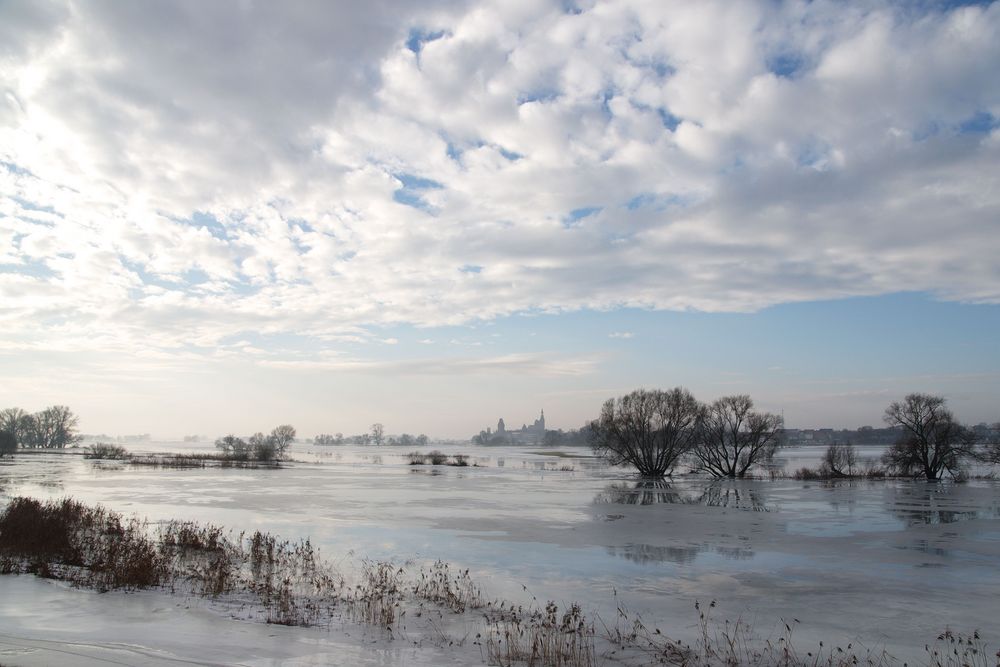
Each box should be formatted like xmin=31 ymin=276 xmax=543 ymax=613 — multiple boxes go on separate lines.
xmin=564 ymin=206 xmax=602 ymax=227
xmin=766 ymin=52 xmax=805 ymax=78
xmin=406 ymin=28 xmax=446 ymax=55
xmin=958 ymin=111 xmax=996 ymax=134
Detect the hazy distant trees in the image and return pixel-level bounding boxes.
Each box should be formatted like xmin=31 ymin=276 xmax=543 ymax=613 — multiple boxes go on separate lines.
xmin=313 ymin=430 xmax=422 ymax=446
xmin=0 ymin=405 xmax=80 ymax=449
xmin=590 ymin=388 xmax=703 ymax=478
xmin=543 ymin=425 xmax=596 ymax=447
xmin=980 ymin=423 xmax=1000 ymax=465
xmin=881 ymin=394 xmax=976 ymax=480
xmin=690 ymin=395 xmax=783 ymax=479
xmin=215 ymin=434 xmax=251 ymax=459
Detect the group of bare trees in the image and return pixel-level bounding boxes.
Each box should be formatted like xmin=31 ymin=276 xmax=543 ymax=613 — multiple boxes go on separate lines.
xmin=590 ymin=388 xmax=783 ymax=478
xmin=0 ymin=406 xmax=81 ymax=452
xmin=593 ymin=389 xmax=998 ymax=481
xmin=215 ymin=424 xmax=296 ymax=462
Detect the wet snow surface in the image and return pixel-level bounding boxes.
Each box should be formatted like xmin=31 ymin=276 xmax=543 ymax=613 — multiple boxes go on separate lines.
xmin=1 ymin=443 xmax=999 ymax=665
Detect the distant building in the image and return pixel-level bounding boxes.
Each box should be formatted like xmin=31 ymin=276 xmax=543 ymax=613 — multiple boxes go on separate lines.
xmin=475 ymin=410 xmax=546 ymax=445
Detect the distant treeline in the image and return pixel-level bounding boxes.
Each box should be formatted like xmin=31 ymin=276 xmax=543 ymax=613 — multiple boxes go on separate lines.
xmin=0 ymin=406 xmax=81 ymax=453
xmin=312 ymin=432 xmax=430 ymax=446
xmin=782 ymin=423 xmax=1000 ymax=447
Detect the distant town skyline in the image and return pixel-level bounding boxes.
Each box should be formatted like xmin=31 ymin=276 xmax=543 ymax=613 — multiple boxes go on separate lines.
xmin=2 ymin=2 xmax=998 ymax=438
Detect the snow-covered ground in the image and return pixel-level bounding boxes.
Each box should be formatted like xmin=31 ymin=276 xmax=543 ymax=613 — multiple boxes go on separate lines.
xmin=1 ymin=442 xmax=998 ymax=665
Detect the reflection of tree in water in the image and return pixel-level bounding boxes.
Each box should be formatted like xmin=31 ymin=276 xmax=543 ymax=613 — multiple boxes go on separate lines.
xmin=695 ymin=482 xmax=770 ymax=512
xmin=609 ymin=543 xmax=702 ymax=565
xmin=595 ymin=480 xmax=689 ymax=505
xmin=595 ymin=480 xmax=771 ymax=511
xmin=714 ymin=545 xmax=755 ymax=560
xmin=887 ymin=484 xmax=997 ymax=526
xmin=609 ymin=542 xmax=755 ymax=565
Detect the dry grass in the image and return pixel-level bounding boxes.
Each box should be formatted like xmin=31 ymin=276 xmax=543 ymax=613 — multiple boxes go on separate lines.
xmin=413 ymin=560 xmax=484 ymax=613
xmin=2 ymin=496 xmax=996 ymax=667
xmin=129 ymin=453 xmax=280 ymax=469
xmin=482 ymin=601 xmax=596 ymax=667
xmin=0 ymin=497 xmax=167 ymax=591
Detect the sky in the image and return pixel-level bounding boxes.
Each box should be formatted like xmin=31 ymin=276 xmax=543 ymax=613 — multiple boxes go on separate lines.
xmin=1 ymin=0 xmax=998 ymax=439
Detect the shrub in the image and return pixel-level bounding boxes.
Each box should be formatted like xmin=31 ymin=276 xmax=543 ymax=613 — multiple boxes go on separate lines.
xmin=427 ymin=450 xmax=448 ymax=465
xmin=84 ymin=443 xmax=129 ymax=460
xmin=215 ymin=435 xmax=251 ymax=460
xmin=0 ymin=497 xmax=167 ymax=590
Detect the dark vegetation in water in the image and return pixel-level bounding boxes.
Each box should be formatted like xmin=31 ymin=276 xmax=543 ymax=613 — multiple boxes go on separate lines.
xmin=84 ymin=443 xmax=130 ymax=460
xmin=407 ymin=450 xmax=472 ymax=466
xmin=1 ymin=496 xmax=996 ymax=666
xmin=128 ymin=453 xmax=282 ymax=469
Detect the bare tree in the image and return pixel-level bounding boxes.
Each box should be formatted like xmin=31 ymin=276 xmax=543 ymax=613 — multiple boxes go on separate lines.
xmin=370 ymin=423 xmax=385 ymax=446
xmin=822 ymin=443 xmax=859 ymax=477
xmin=0 ymin=408 xmax=32 ymax=447
xmin=590 ymin=388 xmax=703 ymax=478
xmin=882 ymin=393 xmax=975 ymax=480
xmin=691 ymin=395 xmax=783 ymax=478
xmin=20 ymin=406 xmax=81 ymax=449
xmin=269 ymin=424 xmax=295 ymax=460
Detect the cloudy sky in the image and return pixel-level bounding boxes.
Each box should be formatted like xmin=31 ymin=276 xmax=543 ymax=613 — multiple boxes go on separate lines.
xmin=2 ymin=0 xmax=998 ymax=438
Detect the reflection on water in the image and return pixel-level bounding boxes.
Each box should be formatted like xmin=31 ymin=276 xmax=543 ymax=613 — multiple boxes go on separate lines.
xmin=609 ymin=543 xmax=702 ymax=564
xmin=608 ymin=542 xmax=755 ymax=565
xmin=410 ymin=468 xmax=444 ymax=476
xmin=596 ymin=480 xmax=686 ymax=505
xmin=886 ymin=484 xmax=1000 ymax=526
xmin=595 ymin=480 xmax=771 ymax=512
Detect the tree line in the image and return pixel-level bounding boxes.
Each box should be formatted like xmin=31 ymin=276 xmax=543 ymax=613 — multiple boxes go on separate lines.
xmin=590 ymin=389 xmax=999 ymax=481
xmin=0 ymin=406 xmax=81 ymax=453
xmin=313 ymin=424 xmax=429 ymax=447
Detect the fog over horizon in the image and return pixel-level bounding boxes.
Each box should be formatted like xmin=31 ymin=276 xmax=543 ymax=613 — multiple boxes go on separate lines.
xmin=2 ymin=1 xmax=999 ymax=438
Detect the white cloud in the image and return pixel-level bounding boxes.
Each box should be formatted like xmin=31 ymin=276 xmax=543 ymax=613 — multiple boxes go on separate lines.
xmin=258 ymin=352 xmax=598 ymax=377
xmin=0 ymin=0 xmax=998 ymax=361
xmin=609 ymin=332 xmax=634 ymax=339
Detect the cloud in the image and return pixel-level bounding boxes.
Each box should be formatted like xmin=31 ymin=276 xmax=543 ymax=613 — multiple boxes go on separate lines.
xmin=258 ymin=352 xmax=598 ymax=377
xmin=1 ymin=0 xmax=998 ymax=361
xmin=609 ymin=331 xmax=634 ymax=339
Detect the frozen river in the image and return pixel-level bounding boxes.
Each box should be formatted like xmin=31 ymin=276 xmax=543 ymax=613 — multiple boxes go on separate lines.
xmin=1 ymin=442 xmax=999 ymax=665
